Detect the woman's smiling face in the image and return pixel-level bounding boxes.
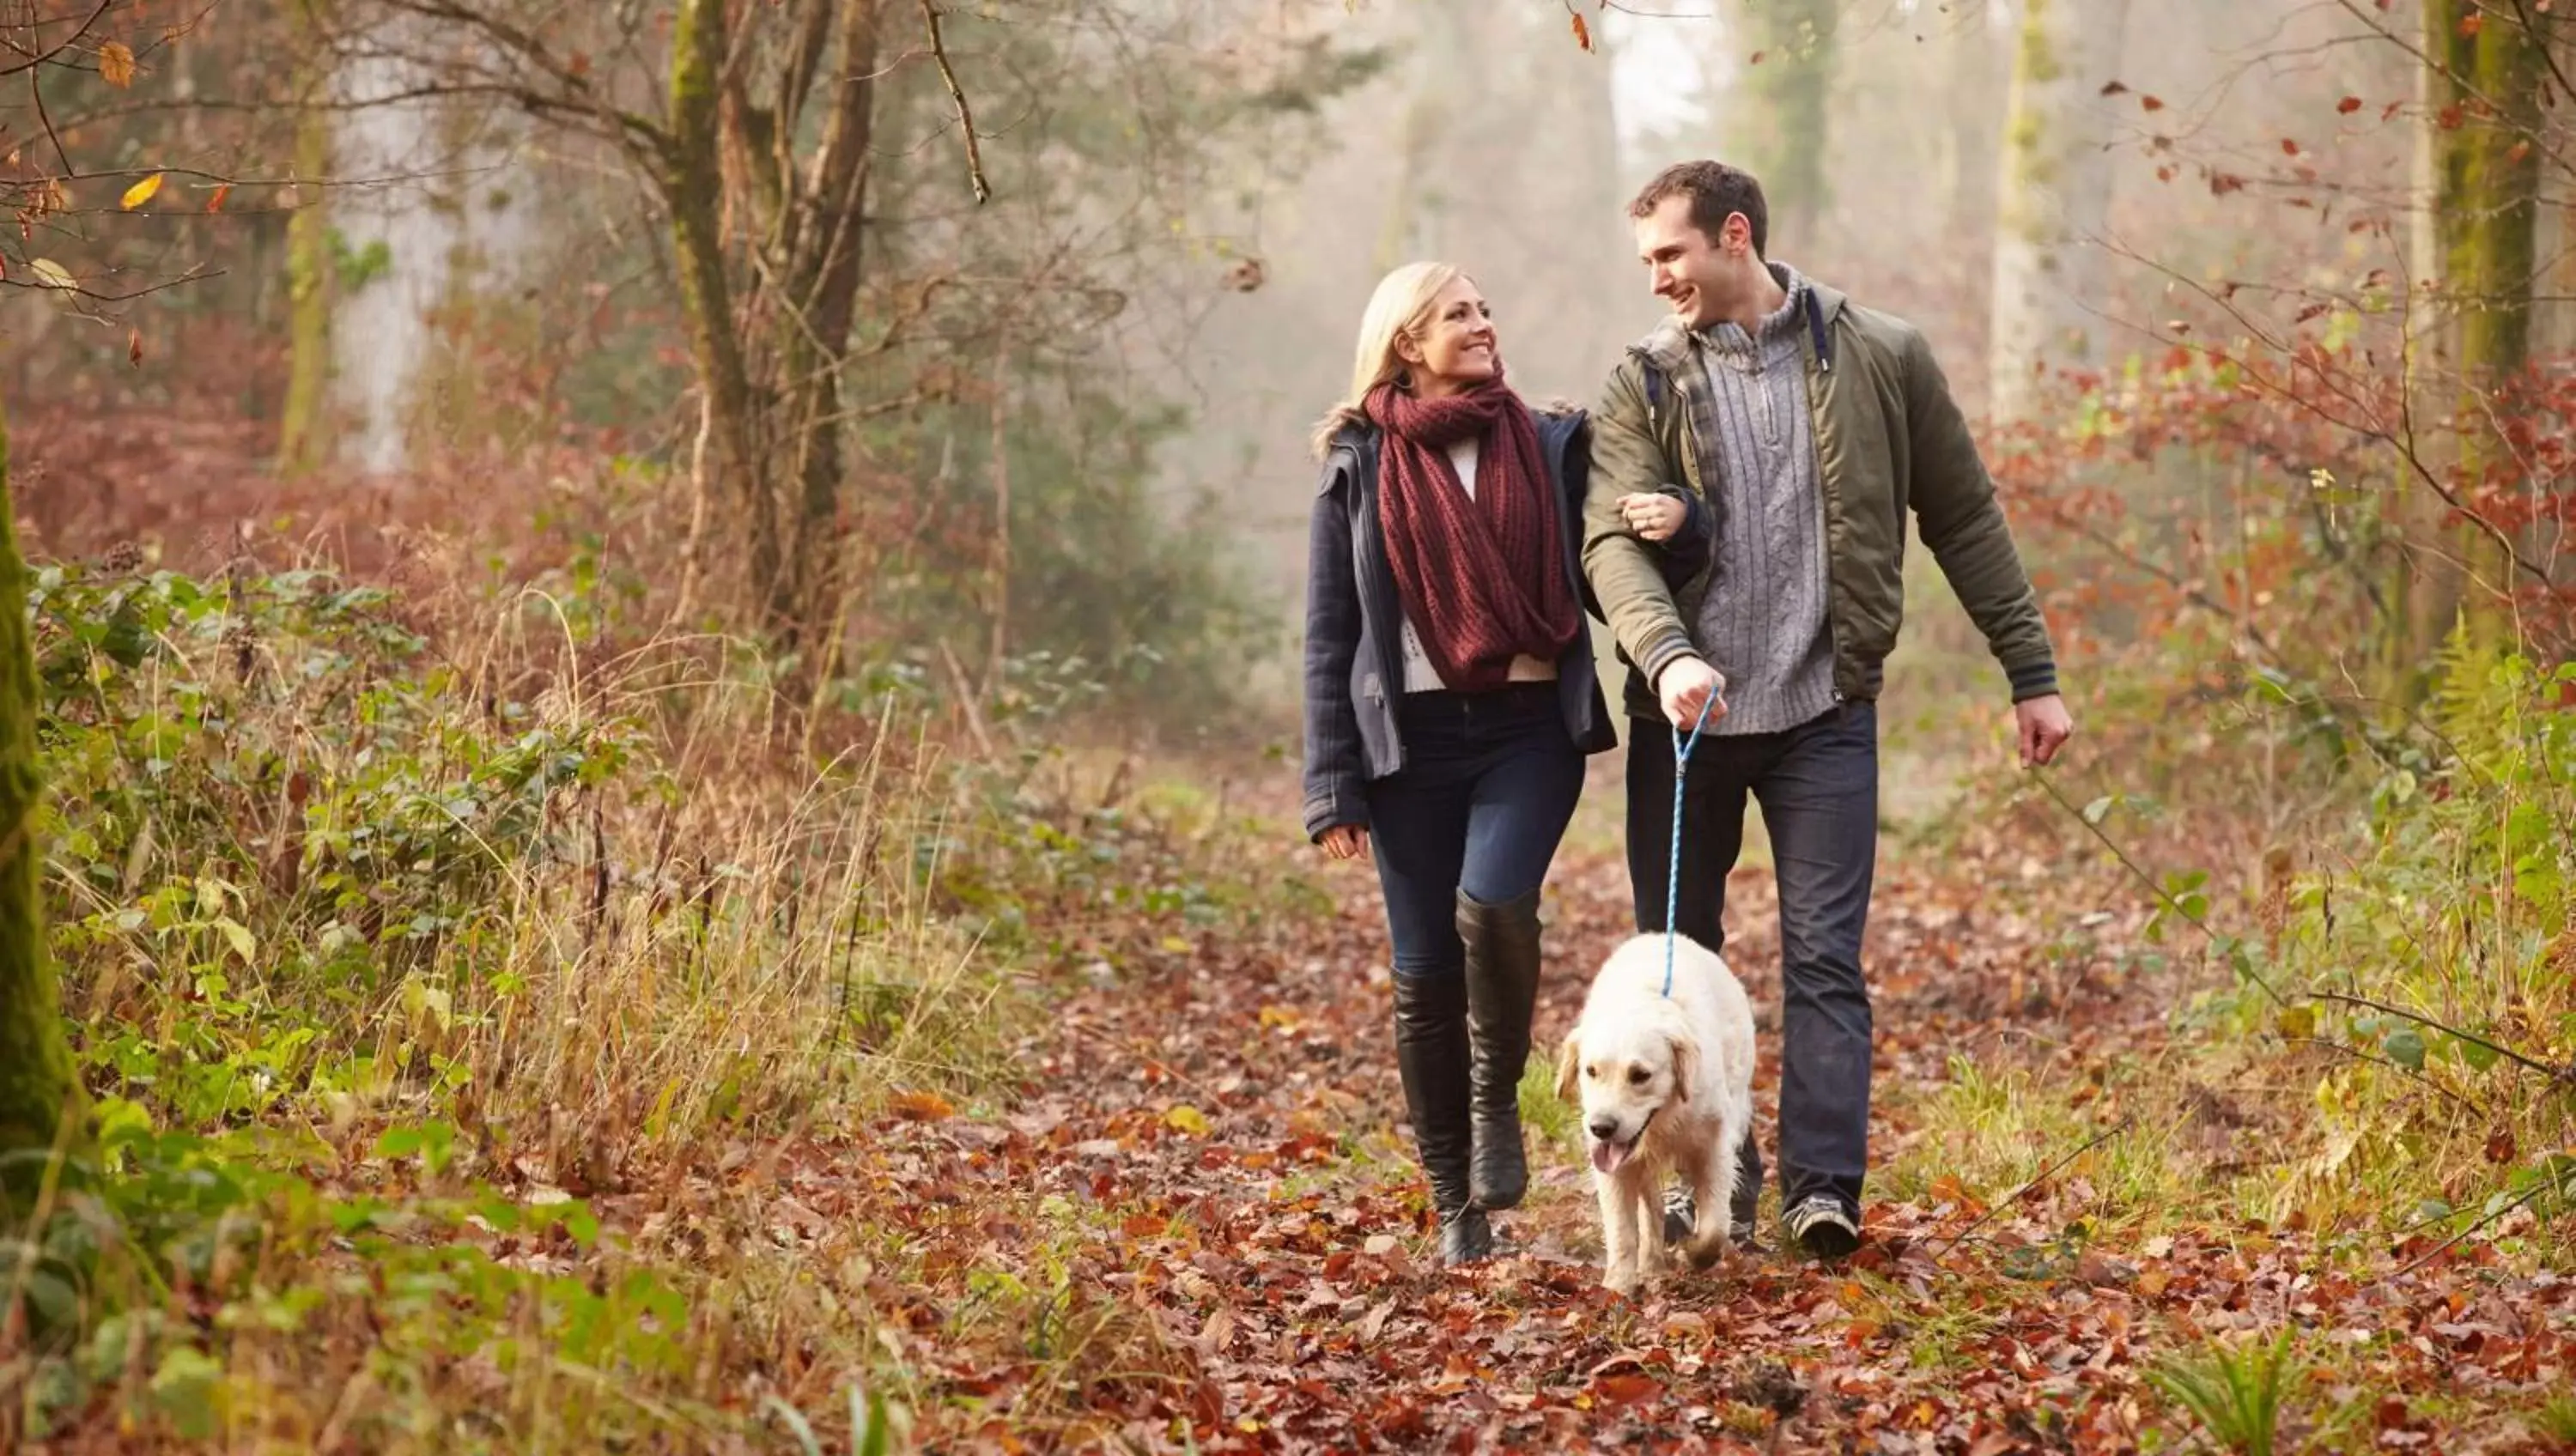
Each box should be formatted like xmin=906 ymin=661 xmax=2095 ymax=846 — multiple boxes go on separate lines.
xmin=1400 ymin=276 xmax=1499 ymax=396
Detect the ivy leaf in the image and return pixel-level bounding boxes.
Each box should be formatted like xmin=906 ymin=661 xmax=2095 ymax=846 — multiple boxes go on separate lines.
xmin=2384 ymin=1026 xmax=2427 ymax=1071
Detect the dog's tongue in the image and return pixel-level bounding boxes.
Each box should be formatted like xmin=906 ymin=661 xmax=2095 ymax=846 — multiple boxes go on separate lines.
xmin=1589 ymin=1139 xmax=1628 ymax=1174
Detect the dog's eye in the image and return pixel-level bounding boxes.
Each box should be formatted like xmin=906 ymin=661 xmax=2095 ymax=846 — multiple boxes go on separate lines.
xmin=1628 ymin=1066 xmax=1650 ymax=1085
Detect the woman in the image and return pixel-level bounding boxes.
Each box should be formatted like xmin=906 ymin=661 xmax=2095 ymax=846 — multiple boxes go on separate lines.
xmin=1302 ymin=263 xmax=1697 ymax=1265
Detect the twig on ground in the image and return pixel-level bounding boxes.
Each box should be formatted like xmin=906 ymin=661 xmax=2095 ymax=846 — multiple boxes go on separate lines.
xmin=2395 ymin=1177 xmax=2557 ymax=1276
xmin=1931 ymin=1114 xmax=2137 ymax=1258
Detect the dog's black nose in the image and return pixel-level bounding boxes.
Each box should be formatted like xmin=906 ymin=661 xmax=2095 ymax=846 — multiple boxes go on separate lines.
xmin=1588 ymin=1117 xmax=1619 ymax=1141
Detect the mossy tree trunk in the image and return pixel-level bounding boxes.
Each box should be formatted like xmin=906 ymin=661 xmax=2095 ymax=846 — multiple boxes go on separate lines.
xmin=2391 ymin=0 xmax=2547 ymax=689
xmin=1989 ymin=0 xmax=2132 ymax=425
xmin=1734 ymin=0 xmax=1839 ymax=248
xmin=742 ymin=0 xmax=884 ymax=642
xmin=1373 ymin=0 xmax=1473 ymax=271
xmin=665 ymin=0 xmax=777 ymax=629
xmin=665 ymin=0 xmax=883 ymax=653
xmin=0 ymin=389 xmax=85 ymax=1197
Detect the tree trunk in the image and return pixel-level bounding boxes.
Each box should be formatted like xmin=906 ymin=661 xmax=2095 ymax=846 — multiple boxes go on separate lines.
xmin=773 ymin=0 xmax=883 ymax=646
xmin=1735 ymin=0 xmax=1839 ymax=247
xmin=665 ymin=0 xmax=779 ymax=631
xmin=2445 ymin=1 xmax=2543 ymax=647
xmin=2394 ymin=0 xmax=2547 ymax=681
xmin=276 ymin=7 xmax=336 ymax=476
xmin=1988 ymin=0 xmax=2133 ymax=425
xmin=0 ymin=389 xmax=84 ymax=1192
xmin=1943 ymin=4 xmax=2011 ymax=411
xmin=1373 ymin=0 xmax=1473 ymax=270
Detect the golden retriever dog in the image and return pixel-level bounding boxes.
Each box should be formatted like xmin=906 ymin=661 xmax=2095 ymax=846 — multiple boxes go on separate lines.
xmin=1554 ymin=931 xmax=1755 ymax=1294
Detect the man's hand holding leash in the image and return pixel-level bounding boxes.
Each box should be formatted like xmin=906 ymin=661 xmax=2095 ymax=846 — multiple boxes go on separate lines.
xmin=1656 ymin=658 xmax=1727 ymax=732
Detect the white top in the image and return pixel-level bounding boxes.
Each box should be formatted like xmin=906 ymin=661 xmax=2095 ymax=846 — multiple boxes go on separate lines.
xmin=1399 ymin=439 xmax=1561 ymax=693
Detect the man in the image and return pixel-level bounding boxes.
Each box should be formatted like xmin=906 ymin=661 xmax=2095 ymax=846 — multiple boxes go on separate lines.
xmin=1583 ymin=161 xmax=2074 ymax=1261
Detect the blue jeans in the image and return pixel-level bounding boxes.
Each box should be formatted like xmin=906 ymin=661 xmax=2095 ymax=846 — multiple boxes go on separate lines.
xmin=1364 ymin=685 xmax=1585 ymax=980
xmin=1625 ymin=701 xmax=1877 ymax=1219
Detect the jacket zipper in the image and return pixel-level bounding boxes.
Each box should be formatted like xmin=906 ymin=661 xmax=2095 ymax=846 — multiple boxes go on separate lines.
xmin=1805 ymin=314 xmax=1845 ymax=703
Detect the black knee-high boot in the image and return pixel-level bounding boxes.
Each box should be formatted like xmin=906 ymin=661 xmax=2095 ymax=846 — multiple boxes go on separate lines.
xmin=1391 ymin=973 xmax=1491 ymax=1265
xmin=1458 ymin=888 xmax=1543 ymax=1210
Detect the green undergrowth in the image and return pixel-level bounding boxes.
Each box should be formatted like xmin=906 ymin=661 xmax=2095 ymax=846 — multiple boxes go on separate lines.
xmin=2 ymin=557 xmax=1291 ymax=1450
xmin=1897 ymin=628 xmax=2576 ymax=1285
xmin=2245 ymin=639 xmax=2576 ymax=1248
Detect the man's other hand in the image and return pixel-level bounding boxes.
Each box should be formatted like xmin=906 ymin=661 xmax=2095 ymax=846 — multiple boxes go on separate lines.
xmin=2016 ymin=694 xmax=2074 ymax=767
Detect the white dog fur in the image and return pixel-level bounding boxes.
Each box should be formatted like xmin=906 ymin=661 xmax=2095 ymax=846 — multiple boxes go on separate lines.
xmin=1554 ymin=931 xmax=1756 ymax=1294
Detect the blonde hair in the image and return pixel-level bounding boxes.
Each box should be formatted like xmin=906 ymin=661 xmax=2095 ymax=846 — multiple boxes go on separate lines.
xmin=1308 ymin=260 xmax=1467 ymax=458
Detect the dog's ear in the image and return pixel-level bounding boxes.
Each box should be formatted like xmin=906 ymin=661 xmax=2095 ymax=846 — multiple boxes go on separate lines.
xmin=1554 ymin=1033 xmax=1583 ymax=1102
xmin=1667 ymin=1031 xmax=1698 ymax=1104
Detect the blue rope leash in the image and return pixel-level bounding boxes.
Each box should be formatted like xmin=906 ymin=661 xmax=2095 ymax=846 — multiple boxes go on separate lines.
xmin=1662 ymin=692 xmax=1716 ymax=998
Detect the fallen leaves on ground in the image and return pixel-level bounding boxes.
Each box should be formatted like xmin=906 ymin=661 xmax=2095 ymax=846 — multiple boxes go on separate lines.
xmin=588 ymin=776 xmax=2572 ymax=1453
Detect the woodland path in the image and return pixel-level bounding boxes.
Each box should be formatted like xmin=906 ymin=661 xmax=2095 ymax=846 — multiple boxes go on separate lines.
xmin=815 ymin=765 xmax=2565 ymax=1453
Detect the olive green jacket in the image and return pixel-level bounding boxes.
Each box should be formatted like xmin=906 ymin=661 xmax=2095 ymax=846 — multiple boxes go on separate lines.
xmin=1580 ymin=278 xmax=2060 ymax=719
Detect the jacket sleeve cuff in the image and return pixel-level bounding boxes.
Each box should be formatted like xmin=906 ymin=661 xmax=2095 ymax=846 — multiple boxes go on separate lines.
xmin=1640 ymin=633 xmax=1701 ymax=692
xmin=2005 ymin=659 xmax=2059 ymax=703
xmin=1303 ymin=782 xmax=1368 ymax=841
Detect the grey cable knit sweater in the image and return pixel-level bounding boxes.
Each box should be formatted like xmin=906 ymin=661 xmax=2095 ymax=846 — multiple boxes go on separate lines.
xmin=1688 ymin=262 xmax=1838 ymax=736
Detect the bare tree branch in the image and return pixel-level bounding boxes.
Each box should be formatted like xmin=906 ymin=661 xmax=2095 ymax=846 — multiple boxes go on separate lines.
xmin=0 ymin=0 xmax=114 ymax=80
xmin=921 ymin=0 xmax=990 ymax=203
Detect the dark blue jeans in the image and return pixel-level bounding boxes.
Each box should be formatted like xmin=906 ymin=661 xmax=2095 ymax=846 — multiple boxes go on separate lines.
xmin=1364 ymin=685 xmax=1586 ymax=980
xmin=1625 ymin=701 xmax=1877 ymax=1219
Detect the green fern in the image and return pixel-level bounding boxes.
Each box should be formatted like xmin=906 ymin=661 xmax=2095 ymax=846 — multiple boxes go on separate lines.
xmin=2424 ymin=622 xmax=2515 ymax=776
xmin=2144 ymin=1327 xmax=2298 ymax=1456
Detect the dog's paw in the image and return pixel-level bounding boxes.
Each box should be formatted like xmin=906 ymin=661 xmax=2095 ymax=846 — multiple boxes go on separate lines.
xmin=1602 ymin=1265 xmax=1642 ymax=1297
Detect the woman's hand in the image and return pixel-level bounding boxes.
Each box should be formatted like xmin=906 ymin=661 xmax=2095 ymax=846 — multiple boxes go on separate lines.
xmin=1617 ymin=492 xmax=1686 ymax=543
xmin=1318 ymin=824 xmax=1370 ymax=861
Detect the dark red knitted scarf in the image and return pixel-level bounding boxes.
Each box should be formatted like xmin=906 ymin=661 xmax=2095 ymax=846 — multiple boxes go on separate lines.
xmin=1365 ymin=372 xmax=1579 ymax=692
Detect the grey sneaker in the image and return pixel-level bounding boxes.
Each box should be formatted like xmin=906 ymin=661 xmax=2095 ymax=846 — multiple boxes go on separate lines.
xmin=1783 ymin=1194 xmax=1861 ymax=1260
xmin=1662 ymin=1186 xmax=1696 ymax=1246
xmin=1661 ymin=1187 xmax=1764 ymax=1252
